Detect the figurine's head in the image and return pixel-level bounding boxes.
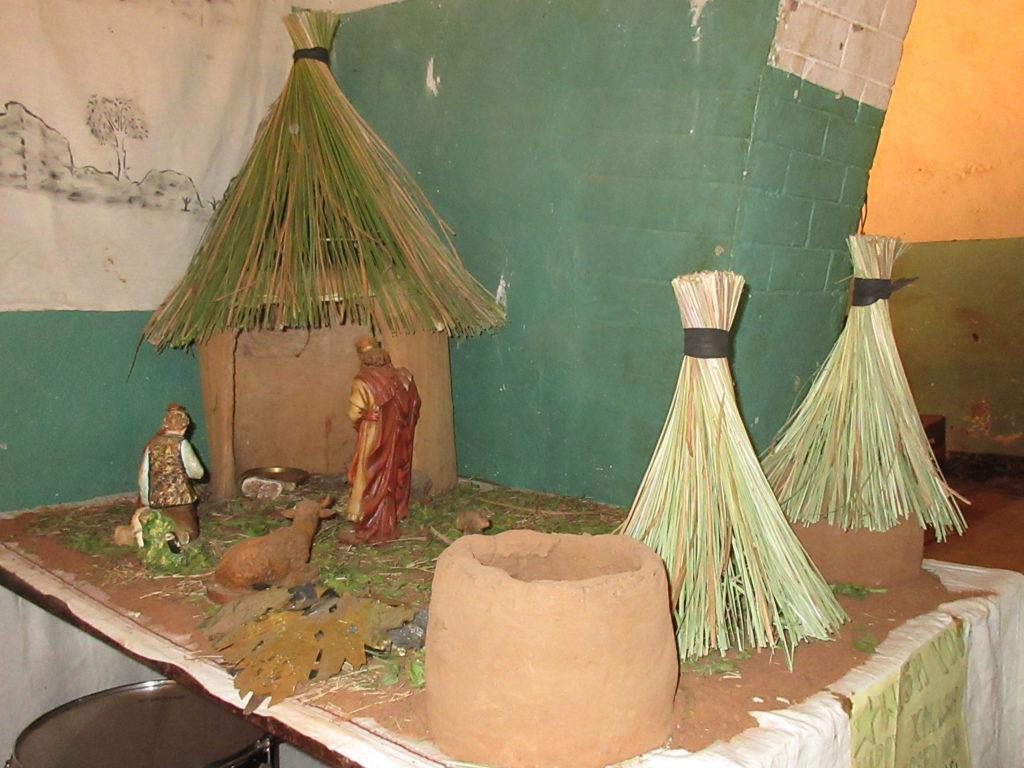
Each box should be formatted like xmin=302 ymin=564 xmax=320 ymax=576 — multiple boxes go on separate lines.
xmin=355 ymin=336 xmax=391 ymax=367
xmin=161 ymin=403 xmax=190 ymax=435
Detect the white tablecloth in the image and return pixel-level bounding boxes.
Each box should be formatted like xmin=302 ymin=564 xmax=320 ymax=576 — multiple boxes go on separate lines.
xmin=1 ymin=543 xmax=1021 ymax=768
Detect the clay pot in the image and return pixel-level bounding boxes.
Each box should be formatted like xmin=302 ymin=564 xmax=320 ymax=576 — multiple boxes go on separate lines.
xmin=426 ymin=530 xmax=678 ymax=768
xmin=791 ymin=515 xmax=924 ymax=586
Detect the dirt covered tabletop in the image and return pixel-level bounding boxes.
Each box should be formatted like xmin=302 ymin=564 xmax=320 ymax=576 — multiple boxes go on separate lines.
xmin=0 ymin=479 xmax=968 ymax=754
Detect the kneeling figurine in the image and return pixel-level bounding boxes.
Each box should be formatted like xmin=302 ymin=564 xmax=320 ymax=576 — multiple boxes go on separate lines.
xmin=114 ymin=403 xmax=204 ymax=550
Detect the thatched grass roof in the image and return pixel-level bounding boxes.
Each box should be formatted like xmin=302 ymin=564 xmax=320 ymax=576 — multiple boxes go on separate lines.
xmin=144 ymin=11 xmax=504 ymax=349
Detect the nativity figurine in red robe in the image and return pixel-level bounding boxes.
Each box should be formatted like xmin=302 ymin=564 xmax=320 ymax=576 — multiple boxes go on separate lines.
xmin=345 ymin=337 xmax=421 ymax=543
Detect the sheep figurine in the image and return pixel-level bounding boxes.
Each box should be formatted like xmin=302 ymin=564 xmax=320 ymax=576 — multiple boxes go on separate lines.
xmin=208 ymin=496 xmax=334 ymax=603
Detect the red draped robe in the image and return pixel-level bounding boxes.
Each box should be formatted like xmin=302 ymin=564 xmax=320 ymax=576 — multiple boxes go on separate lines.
xmin=347 ymin=364 xmax=421 ymax=542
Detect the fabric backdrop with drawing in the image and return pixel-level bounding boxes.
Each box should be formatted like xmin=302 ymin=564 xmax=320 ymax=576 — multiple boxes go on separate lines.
xmin=0 ymin=0 xmax=392 ymax=312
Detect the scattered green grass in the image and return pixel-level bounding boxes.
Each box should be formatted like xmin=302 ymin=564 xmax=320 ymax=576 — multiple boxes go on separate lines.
xmin=141 ymin=542 xmax=218 ymax=577
xmin=63 ymin=528 xmax=126 ymax=558
xmin=21 ymin=483 xmax=625 ymax=698
xmin=27 ymin=498 xmax=136 ymax=554
xmin=831 ymin=582 xmax=888 ymax=600
xmin=21 ymin=480 xmax=624 ymax=605
xmin=211 ymin=498 xmax=286 ymax=539
xmin=682 ymin=648 xmax=753 ymax=677
xmin=375 ymin=650 xmax=426 ymax=689
xmin=408 ymin=656 xmax=425 ymax=688
xmin=852 ymin=624 xmax=878 ymax=654
xmin=315 ymin=483 xmax=622 ymax=605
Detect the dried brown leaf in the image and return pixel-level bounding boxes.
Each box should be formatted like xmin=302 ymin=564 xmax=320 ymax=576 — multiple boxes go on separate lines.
xmin=213 ymin=594 xmax=413 ymax=707
xmin=201 ymin=587 xmax=291 ymax=641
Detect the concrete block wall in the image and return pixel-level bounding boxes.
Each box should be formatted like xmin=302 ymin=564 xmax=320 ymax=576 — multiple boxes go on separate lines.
xmin=0 ymin=0 xmax=925 ymax=511
xmin=332 ymin=0 xmax=904 ymax=503
xmin=334 ymin=0 xmax=786 ymax=503
xmin=327 ymin=0 xmax=908 ymax=504
xmin=731 ymin=68 xmax=883 ymax=443
xmin=770 ymin=0 xmax=917 ymax=109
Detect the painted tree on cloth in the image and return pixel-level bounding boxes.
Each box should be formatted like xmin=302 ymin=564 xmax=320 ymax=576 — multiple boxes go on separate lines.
xmin=85 ymin=95 xmax=148 ymax=180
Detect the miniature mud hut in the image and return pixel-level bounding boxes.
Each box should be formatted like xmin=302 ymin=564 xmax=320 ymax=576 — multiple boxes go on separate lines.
xmin=762 ymin=235 xmax=964 ymax=584
xmin=144 ymin=11 xmax=504 ymax=500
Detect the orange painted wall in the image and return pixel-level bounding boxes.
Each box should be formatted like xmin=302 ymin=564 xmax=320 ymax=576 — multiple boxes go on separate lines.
xmin=869 ymin=0 xmax=1024 ymax=457
xmin=864 ymin=0 xmax=1024 ymax=241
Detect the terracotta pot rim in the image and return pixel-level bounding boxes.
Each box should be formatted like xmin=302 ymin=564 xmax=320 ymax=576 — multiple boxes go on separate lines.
xmin=445 ymin=530 xmax=662 ymax=589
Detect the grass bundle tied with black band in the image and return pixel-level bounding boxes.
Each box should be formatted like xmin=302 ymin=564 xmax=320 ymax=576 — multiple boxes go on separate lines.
xmin=144 ymin=10 xmax=504 ymax=349
xmin=762 ymin=235 xmax=966 ymax=538
xmin=620 ymin=271 xmax=845 ymax=663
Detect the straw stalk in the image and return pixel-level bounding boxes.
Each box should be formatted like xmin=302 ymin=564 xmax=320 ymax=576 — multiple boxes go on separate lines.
xmin=145 ymin=10 xmax=503 ymax=349
xmin=621 ymin=271 xmax=845 ymax=663
xmin=762 ymin=235 xmax=965 ymax=538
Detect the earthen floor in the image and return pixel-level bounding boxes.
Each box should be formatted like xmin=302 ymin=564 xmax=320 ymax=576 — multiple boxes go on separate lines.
xmin=925 ymin=474 xmax=1024 ymax=573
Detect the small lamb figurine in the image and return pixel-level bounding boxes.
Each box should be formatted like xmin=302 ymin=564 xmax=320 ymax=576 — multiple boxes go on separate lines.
xmin=209 ymin=496 xmax=334 ymax=603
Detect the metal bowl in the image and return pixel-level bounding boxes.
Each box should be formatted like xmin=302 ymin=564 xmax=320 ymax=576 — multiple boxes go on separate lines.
xmin=10 ymin=679 xmax=272 ymax=768
xmin=238 ymin=466 xmax=310 ymax=485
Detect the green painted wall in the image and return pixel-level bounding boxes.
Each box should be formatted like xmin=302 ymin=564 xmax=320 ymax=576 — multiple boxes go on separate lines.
xmin=732 ymin=67 xmax=881 ymax=446
xmin=891 ymin=238 xmax=1024 ymax=456
xmin=0 ymin=1 xmax=890 ymax=513
xmin=0 ymin=312 xmax=204 ymax=512
xmin=335 ymin=0 xmax=884 ymax=505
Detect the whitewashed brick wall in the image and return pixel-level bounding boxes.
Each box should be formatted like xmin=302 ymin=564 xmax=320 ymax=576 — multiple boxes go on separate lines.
xmin=769 ymin=0 xmax=917 ymax=109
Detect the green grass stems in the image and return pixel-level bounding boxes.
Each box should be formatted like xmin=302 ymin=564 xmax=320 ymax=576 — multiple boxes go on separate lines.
xmin=144 ymin=10 xmax=504 ymax=349
xmin=762 ymin=235 xmax=965 ymax=538
xmin=620 ymin=271 xmax=845 ymax=663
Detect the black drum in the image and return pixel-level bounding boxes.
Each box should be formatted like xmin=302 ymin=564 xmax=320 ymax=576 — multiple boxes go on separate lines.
xmin=8 ymin=680 xmax=276 ymax=768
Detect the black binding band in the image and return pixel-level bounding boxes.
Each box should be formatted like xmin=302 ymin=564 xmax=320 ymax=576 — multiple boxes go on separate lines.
xmin=684 ymin=328 xmax=731 ymax=359
xmin=851 ymin=276 xmax=917 ymax=306
xmin=293 ymin=47 xmax=331 ymax=65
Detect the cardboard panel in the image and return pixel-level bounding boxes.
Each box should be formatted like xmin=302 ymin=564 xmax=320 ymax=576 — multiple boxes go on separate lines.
xmin=199 ymin=325 xmax=457 ymax=499
xmin=198 ymin=331 xmax=238 ymax=501
xmin=233 ymin=326 xmax=362 ymax=478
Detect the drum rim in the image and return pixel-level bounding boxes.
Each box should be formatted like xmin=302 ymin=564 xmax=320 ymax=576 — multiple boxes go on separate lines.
xmin=12 ymin=679 xmax=267 ymax=767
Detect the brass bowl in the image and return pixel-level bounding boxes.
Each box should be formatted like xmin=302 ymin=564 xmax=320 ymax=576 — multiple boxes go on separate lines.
xmin=238 ymin=466 xmax=310 ymax=485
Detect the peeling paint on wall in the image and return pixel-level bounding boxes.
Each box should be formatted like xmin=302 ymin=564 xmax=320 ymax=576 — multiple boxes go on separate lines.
xmin=495 ymin=273 xmax=508 ymax=309
xmin=966 ymin=399 xmax=993 ymax=437
xmin=335 ymin=0 xmax=877 ymax=501
xmin=768 ymin=0 xmax=916 ymax=109
xmin=689 ymin=0 xmax=712 ymax=41
xmin=890 ymin=238 xmax=1024 ymax=457
xmin=425 ymin=56 xmax=441 ymax=96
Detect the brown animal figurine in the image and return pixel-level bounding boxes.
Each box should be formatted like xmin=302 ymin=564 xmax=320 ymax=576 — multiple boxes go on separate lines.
xmin=208 ymin=497 xmax=334 ymax=603
xmin=455 ymin=509 xmax=492 ymax=536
